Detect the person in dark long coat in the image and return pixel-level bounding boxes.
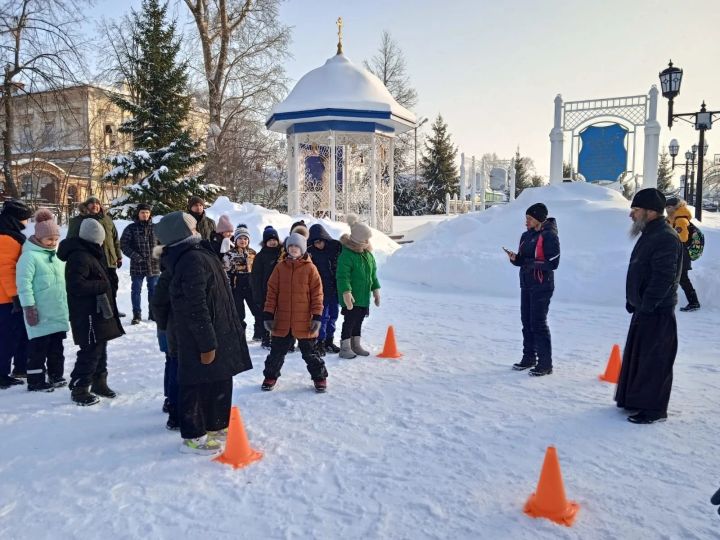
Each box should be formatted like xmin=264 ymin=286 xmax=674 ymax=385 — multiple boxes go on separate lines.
xmin=615 ymin=188 xmax=683 ymax=424
xmin=505 ymin=203 xmax=560 ymax=376
xmin=58 ymin=219 xmax=125 ymax=406
xmin=154 ymin=211 xmax=252 ymax=455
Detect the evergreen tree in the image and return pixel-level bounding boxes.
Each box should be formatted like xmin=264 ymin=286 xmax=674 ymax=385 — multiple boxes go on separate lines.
xmin=562 ymin=161 xmax=576 ymax=180
xmin=656 ymin=148 xmax=674 ymax=193
xmin=420 ymin=115 xmax=458 ymax=212
xmin=104 ymin=0 xmax=219 ymax=218
xmin=512 ymin=147 xmax=535 ymax=197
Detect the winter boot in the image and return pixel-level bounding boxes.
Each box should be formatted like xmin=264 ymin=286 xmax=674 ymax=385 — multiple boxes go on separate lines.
xmin=339 ymin=338 xmax=357 ymax=359
xmin=0 ymin=375 xmax=24 ymax=389
xmin=314 ymin=378 xmax=327 ymax=393
xmin=324 ymin=338 xmax=341 ymax=354
xmin=261 ymin=378 xmax=277 ymax=391
xmin=71 ymin=385 xmax=100 ymax=406
xmin=27 ymin=380 xmax=54 ymax=392
xmin=131 ymin=311 xmax=142 ymax=325
xmin=680 ymin=292 xmax=701 ymax=312
xmin=166 ymin=416 xmax=180 ymax=431
xmin=180 ymin=435 xmax=222 ymax=455
xmin=49 ymin=375 xmax=67 ymax=388
xmin=351 ymin=336 xmax=370 ymax=357
xmin=627 ymin=410 xmax=667 ymax=424
xmin=315 ymin=341 xmax=326 ymax=357
xmin=512 ymin=357 xmax=537 ymax=371
xmin=91 ymin=373 xmax=117 ymax=398
xmin=261 ymin=335 xmax=272 ymax=350
xmin=11 ymin=369 xmax=26 ymax=378
xmin=528 ymin=366 xmax=553 ymax=377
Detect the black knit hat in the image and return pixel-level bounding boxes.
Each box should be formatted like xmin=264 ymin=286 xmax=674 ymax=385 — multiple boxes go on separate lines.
xmin=1 ymin=199 xmax=32 ymax=220
xmin=136 ymin=203 xmax=152 ymax=212
xmin=665 ymin=196 xmax=680 ymax=207
xmin=526 ymin=203 xmax=548 ymax=223
xmin=187 ymin=195 xmax=205 ymax=210
xmin=262 ymin=225 xmax=279 ymax=244
xmin=631 ymin=188 xmax=665 ymax=213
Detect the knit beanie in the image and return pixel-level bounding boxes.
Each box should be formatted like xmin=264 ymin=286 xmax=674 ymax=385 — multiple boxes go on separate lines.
xmin=79 ymin=218 xmax=106 ymax=245
xmin=233 ymin=224 xmax=250 ymax=242
xmin=136 ymin=203 xmax=152 ymax=213
xmin=84 ymin=196 xmax=101 ymax=206
xmin=155 ymin=211 xmax=197 ymax=246
xmin=665 ymin=196 xmax=680 ymax=208
xmin=285 ymin=232 xmax=307 ymax=256
xmin=290 ymin=219 xmax=309 ymax=239
xmin=33 ymin=208 xmax=60 ymax=240
xmin=215 ymin=214 xmax=234 ymax=234
xmin=262 ymin=225 xmax=280 ymax=244
xmin=187 ymin=195 xmax=205 ymax=210
xmin=2 ymin=199 xmax=33 ymax=220
xmin=525 ymin=203 xmax=548 ymax=223
xmin=631 ymin=188 xmax=666 ymax=213
xmin=346 ymin=214 xmax=372 ymax=244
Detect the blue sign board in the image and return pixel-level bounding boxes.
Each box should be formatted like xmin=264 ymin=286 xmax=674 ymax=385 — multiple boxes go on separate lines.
xmin=577 ymin=124 xmax=628 ymax=182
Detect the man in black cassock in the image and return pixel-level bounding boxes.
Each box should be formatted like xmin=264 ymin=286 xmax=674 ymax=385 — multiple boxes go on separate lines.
xmin=615 ymin=188 xmax=683 ymax=424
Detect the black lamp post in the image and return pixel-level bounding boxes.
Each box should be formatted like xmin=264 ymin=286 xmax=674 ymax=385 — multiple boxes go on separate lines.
xmin=659 ymin=60 xmax=719 ymax=221
xmin=668 ymin=138 xmax=679 ymax=168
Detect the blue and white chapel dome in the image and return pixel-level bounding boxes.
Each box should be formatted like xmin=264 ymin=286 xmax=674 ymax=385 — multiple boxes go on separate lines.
xmin=266 ymin=53 xmax=416 ymax=135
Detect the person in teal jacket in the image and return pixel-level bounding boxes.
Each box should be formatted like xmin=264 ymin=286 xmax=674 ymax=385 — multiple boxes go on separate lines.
xmin=336 ymin=215 xmax=381 ymax=359
xmin=15 ymin=209 xmax=69 ymax=392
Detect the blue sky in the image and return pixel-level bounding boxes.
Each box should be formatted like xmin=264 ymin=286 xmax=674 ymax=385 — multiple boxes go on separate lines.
xmin=88 ymin=0 xmax=720 ymax=178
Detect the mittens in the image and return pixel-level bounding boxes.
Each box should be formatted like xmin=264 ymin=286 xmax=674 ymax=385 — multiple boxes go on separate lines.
xmin=264 ymin=320 xmax=274 ymax=333
xmin=310 ymin=320 xmax=322 ymax=334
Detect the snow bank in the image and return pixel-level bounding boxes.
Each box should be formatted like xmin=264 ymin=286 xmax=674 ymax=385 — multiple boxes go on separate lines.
xmin=384 ymin=183 xmax=720 ymax=307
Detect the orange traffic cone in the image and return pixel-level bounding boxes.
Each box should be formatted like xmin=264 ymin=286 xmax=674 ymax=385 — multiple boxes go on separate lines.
xmin=599 ymin=344 xmax=622 ymax=383
xmin=524 ymin=446 xmax=579 ymax=527
xmin=377 ymin=325 xmax=402 ymax=359
xmin=213 ymin=406 xmax=263 ymax=469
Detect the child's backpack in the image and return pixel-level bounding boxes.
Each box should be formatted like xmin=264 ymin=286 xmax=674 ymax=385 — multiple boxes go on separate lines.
xmin=686 ymin=221 xmax=705 ymax=261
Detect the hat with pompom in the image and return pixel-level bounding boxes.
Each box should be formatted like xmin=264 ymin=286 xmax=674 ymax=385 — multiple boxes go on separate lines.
xmin=233 ymin=223 xmax=250 ymax=242
xmin=262 ymin=225 xmax=279 ymax=244
xmin=33 ymin=208 xmax=60 ymax=240
xmin=346 ymin=214 xmax=372 ymax=244
xmin=290 ymin=219 xmax=309 ymax=238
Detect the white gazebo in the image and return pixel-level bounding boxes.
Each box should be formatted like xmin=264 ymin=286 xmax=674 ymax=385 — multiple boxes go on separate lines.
xmin=266 ymin=27 xmax=416 ymax=233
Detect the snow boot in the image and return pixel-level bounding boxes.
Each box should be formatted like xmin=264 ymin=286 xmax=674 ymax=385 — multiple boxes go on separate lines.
xmin=528 ymin=366 xmax=553 ymax=377
xmin=49 ymin=375 xmax=67 ymax=388
xmin=339 ymin=338 xmax=357 ymax=359
xmin=261 ymin=335 xmax=272 ymax=350
xmin=627 ymin=410 xmax=667 ymax=424
xmin=27 ymin=381 xmax=54 ymax=392
xmin=0 ymin=375 xmax=24 ymax=389
xmin=118 ymin=311 xmax=126 ymax=318
xmin=180 ymin=435 xmax=222 ymax=455
xmin=166 ymin=416 xmax=180 ymax=431
xmin=162 ymin=397 xmax=170 ymax=413
xmin=91 ymin=373 xmax=117 ymax=398
xmin=315 ymin=341 xmax=326 ymax=357
xmin=11 ymin=369 xmax=26 ymax=378
xmin=324 ymin=338 xmax=340 ymax=354
xmin=680 ymin=302 xmax=701 ymax=312
xmin=512 ymin=358 xmax=537 ymax=371
xmin=314 ymin=378 xmax=327 ymax=393
xmin=261 ymin=378 xmax=277 ymax=391
xmin=131 ymin=311 xmax=142 ymax=325
xmin=351 ymin=336 xmax=370 ymax=356
xmin=71 ymin=385 xmax=100 ymax=406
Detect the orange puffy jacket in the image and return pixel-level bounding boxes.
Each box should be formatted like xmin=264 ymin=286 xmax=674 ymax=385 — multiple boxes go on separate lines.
xmin=0 ymin=235 xmax=22 ymax=304
xmin=264 ymin=255 xmax=323 ymax=339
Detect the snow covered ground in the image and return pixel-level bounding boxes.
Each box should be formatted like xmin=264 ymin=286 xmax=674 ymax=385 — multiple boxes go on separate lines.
xmin=2 ymin=188 xmax=719 ymax=538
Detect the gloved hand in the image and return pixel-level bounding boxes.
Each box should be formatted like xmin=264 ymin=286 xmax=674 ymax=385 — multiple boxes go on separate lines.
xmin=373 ymin=289 xmax=381 ymax=307
xmin=343 ymin=291 xmax=355 ymax=310
xmin=264 ymin=320 xmax=274 ymax=333
xmin=117 ymin=259 xmax=123 ymax=268
xmin=625 ymin=302 xmax=635 ymax=314
xmin=200 ymin=349 xmax=216 ymax=365
xmin=711 ymin=487 xmax=720 ymax=515
xmin=11 ymin=296 xmax=22 ymax=313
xmin=310 ymin=320 xmax=321 ymax=334
xmin=24 ymin=306 xmax=39 ymax=326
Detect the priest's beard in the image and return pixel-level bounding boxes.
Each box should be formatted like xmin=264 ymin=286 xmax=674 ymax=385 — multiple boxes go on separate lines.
xmin=629 ymin=211 xmax=649 ymax=238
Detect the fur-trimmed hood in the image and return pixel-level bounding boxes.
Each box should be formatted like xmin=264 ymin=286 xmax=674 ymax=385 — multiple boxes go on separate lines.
xmin=340 ymin=233 xmax=372 ymax=254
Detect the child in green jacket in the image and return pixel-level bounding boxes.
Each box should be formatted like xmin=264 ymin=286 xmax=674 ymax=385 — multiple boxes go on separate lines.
xmin=15 ymin=209 xmax=69 ymax=391
xmin=336 ymin=215 xmax=380 ymax=359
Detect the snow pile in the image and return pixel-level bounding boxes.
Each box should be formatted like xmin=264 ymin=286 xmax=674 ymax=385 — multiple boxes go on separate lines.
xmin=384 ymin=183 xmax=720 ymax=307
xmin=205 ymin=197 xmax=400 ymax=265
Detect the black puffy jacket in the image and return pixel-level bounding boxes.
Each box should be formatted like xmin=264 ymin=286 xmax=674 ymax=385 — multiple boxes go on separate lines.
xmin=307 ymin=224 xmax=341 ymax=298
xmin=511 ymin=218 xmax=560 ymax=290
xmin=164 ymin=238 xmax=252 ymax=385
xmin=250 ymin=244 xmax=280 ymax=310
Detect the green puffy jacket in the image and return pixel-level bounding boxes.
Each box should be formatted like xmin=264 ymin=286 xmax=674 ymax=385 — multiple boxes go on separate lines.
xmin=336 ymin=242 xmax=380 ymax=309
xmin=67 ymin=211 xmax=122 ymax=268
xmin=15 ymin=240 xmax=70 ymax=339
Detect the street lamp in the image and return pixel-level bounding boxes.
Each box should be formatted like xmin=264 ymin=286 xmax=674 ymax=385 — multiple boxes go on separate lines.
xmin=659 ymin=60 xmax=720 ymax=221
xmin=414 ymin=117 xmax=428 ymax=185
xmin=668 ymin=138 xmax=679 ymax=167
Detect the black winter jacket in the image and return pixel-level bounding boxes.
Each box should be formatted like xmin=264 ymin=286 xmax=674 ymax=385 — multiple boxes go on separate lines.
xmin=165 ymin=238 xmax=252 ymax=385
xmin=120 ymin=220 xmax=160 ymax=277
xmin=307 ymin=224 xmax=341 ymax=298
xmin=511 ymin=218 xmax=560 ymax=290
xmin=250 ymin=244 xmax=280 ymax=309
xmin=151 ymin=258 xmax=177 ymax=357
xmin=626 ymin=217 xmax=682 ymax=314
xmin=57 ymin=237 xmax=125 ymax=346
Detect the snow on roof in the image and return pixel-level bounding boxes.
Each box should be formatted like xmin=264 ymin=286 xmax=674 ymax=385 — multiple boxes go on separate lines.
xmin=267 ymin=54 xmax=416 ymax=134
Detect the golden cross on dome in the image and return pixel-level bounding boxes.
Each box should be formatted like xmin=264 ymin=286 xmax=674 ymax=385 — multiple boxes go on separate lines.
xmin=336 ymin=17 xmax=343 ymax=55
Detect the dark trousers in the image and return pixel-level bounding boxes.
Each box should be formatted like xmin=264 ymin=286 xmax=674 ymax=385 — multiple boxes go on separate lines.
xmin=164 ymin=355 xmax=180 ymax=422
xmin=131 ymin=274 xmax=158 ymax=314
xmin=340 ymin=306 xmax=369 ymax=340
xmin=319 ymin=298 xmax=339 ymax=342
xmin=179 ymin=378 xmax=233 ymax=439
xmin=520 ymin=288 xmax=553 ymax=369
xmin=26 ymin=332 xmax=65 ymax=385
xmin=263 ymin=332 xmax=328 ymax=381
xmin=0 ymin=302 xmax=28 ymax=376
xmin=678 ymin=250 xmax=698 ymax=304
xmin=232 ymin=276 xmax=264 ymax=338
xmin=70 ymin=341 xmax=108 ymax=388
